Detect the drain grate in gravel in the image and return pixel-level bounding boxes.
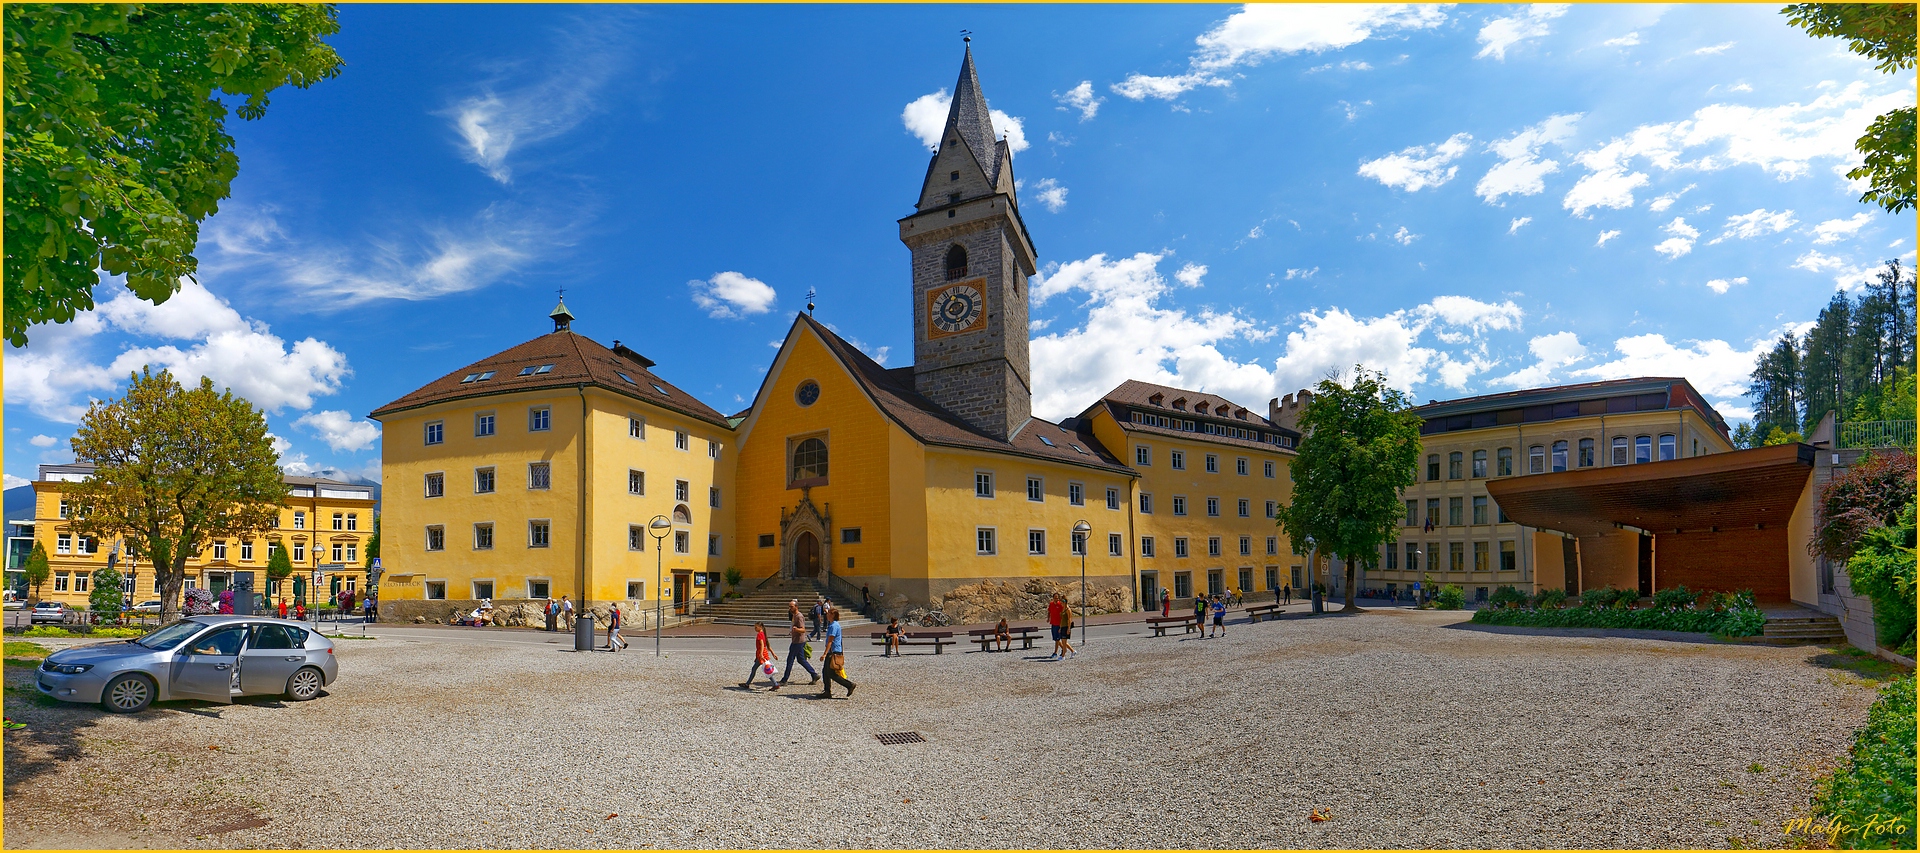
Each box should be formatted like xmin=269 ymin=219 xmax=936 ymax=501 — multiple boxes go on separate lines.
xmin=874 ymin=731 xmax=926 ymax=745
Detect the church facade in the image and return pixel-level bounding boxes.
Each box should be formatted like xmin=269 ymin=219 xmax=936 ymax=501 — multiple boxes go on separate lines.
xmin=371 ymin=49 xmax=1305 ymax=620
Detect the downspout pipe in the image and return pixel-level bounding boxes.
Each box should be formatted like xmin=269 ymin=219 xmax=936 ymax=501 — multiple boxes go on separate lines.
xmin=575 ymin=383 xmax=592 ymax=651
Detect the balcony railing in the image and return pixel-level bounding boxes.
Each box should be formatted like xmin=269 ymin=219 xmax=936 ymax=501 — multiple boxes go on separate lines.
xmin=1837 ymin=419 xmax=1917 ymax=449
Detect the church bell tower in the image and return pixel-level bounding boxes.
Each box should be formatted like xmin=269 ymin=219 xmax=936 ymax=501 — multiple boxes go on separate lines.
xmin=898 ymin=44 xmax=1038 ymax=441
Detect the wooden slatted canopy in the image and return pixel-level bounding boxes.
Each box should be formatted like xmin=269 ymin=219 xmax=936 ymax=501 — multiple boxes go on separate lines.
xmin=1485 ymin=443 xmax=1816 ymax=537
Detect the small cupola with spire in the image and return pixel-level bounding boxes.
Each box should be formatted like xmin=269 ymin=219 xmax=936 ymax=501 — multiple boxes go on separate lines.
xmin=549 ymin=293 xmax=575 ymax=333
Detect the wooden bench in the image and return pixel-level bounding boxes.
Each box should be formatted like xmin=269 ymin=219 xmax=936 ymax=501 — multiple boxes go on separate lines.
xmin=966 ymin=625 xmax=1041 ymax=651
xmin=870 ymin=630 xmax=956 ymax=654
xmin=1245 ymin=604 xmax=1281 ymax=623
xmin=1146 ymin=615 xmax=1198 ymax=637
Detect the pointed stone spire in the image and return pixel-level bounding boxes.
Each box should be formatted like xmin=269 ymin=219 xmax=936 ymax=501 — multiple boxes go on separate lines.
xmin=946 ymin=44 xmax=1001 ymax=184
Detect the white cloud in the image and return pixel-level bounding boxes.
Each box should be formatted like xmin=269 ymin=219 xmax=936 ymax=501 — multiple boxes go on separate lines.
xmin=1710 ymin=208 xmax=1797 ymax=244
xmin=28 ymin=435 xmax=57 ymax=448
xmin=689 ymin=271 xmax=778 ymax=319
xmin=443 ymin=21 xmax=632 ymax=183
xmin=1647 ymin=184 xmax=1695 ymax=212
xmin=1392 ymin=226 xmax=1418 ymax=245
xmin=901 ymin=90 xmax=1028 ymax=153
xmin=1055 ymin=81 xmax=1103 ymax=121
xmin=1574 ymin=332 xmax=1782 ymax=398
xmin=1032 ymin=178 xmax=1069 ymax=212
xmin=1694 ymin=42 xmax=1735 ymax=56
xmin=1603 ymin=32 xmax=1641 ymax=47
xmin=1112 ymin=4 xmax=1448 ymax=101
xmin=1812 ymin=213 xmax=1873 ymax=244
xmin=1508 ymin=217 xmax=1532 ymax=234
xmin=1793 ymin=250 xmax=1884 ymax=292
xmin=1358 ymin=132 xmax=1473 ymax=192
xmin=1729 ymin=83 xmax=1753 ymax=93
xmin=1704 ymin=276 xmax=1749 ymax=294
xmin=4 ymin=474 xmax=28 ymax=491
xmin=1284 ymin=267 xmax=1319 ymax=280
xmin=1174 ymin=263 xmax=1208 ymax=287
xmin=1476 ymin=113 xmax=1581 ymax=202
xmin=1596 ymin=229 xmax=1622 ymax=247
xmin=1476 ymin=4 xmax=1569 ymax=61
xmin=1027 ymin=252 xmax=1521 ymax=419
xmin=1653 ymin=217 xmax=1700 ymax=258
xmin=1337 ymin=99 xmax=1373 ymax=121
xmin=1563 ymin=168 xmax=1650 ymax=216
xmin=294 ymin=410 xmax=381 ymax=453
xmin=1492 ymin=331 xmax=1588 ymax=387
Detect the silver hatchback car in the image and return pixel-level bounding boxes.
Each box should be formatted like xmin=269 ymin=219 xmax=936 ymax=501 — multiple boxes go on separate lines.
xmin=36 ymin=615 xmax=338 ymax=713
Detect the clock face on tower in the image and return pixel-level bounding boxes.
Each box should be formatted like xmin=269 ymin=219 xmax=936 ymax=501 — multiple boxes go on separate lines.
xmin=927 ymin=280 xmax=986 ymax=338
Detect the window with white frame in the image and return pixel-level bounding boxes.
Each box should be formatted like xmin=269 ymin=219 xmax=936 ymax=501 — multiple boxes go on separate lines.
xmin=627 ymin=581 xmax=645 ymax=600
xmin=1108 ymin=533 xmax=1123 ymax=556
xmin=529 ymin=520 xmax=551 ymax=548
xmin=425 ymin=421 xmax=444 ymax=445
xmin=1658 ymin=433 xmax=1676 ymax=461
xmin=1205 ymin=454 xmax=1218 ymax=473
xmin=426 ymin=526 xmax=445 ymax=551
xmin=675 ymin=479 xmax=689 ymax=502
xmin=629 ymin=416 xmax=645 ymax=438
xmin=710 ymin=486 xmax=721 ymax=508
xmin=74 ymin=572 xmax=90 ymax=592
xmin=294 ymin=511 xmax=306 ymax=529
xmin=1268 ymin=500 xmax=1280 ymax=519
xmin=1106 ymin=487 xmax=1120 ymax=510
xmin=975 ymin=471 xmax=994 ymax=498
xmin=240 ymin=541 xmax=254 ymax=561
xmin=475 ymin=467 xmax=496 ymax=494
xmin=347 ymin=513 xmax=359 ymax=531
xmin=332 ymin=543 xmax=344 ymax=562
xmin=292 ymin=542 xmax=305 ymax=562
xmin=1239 ymin=536 xmax=1251 ymax=556
xmin=1208 ymin=536 xmax=1222 ymax=557
xmin=1206 ymin=497 xmax=1220 ymax=517
xmin=628 ymin=525 xmax=646 ymax=551
xmin=1237 ymin=498 xmax=1250 ymax=518
xmin=673 ymin=531 xmax=689 ymax=554
xmin=628 ymin=470 xmax=645 ymax=495
xmin=1070 ymin=529 xmax=1087 ymax=556
xmin=1068 ymin=482 xmax=1084 ymax=506
xmin=1170 ymin=450 xmax=1186 ymax=470
xmin=1139 ymin=493 xmax=1153 ymax=514
xmin=1026 ymin=477 xmax=1043 ymax=502
xmin=79 ymin=535 xmax=96 ymax=554
xmin=474 ymin=412 xmax=496 ymax=437
xmin=425 ymin=581 xmax=446 ymax=600
xmin=529 ymin=462 xmax=552 ymax=490
xmin=1134 ymin=446 xmax=1150 ymax=466
xmin=1263 ymin=460 xmax=1275 ymax=478
xmin=1171 ymin=495 xmax=1187 ymax=516
xmin=1140 ymin=536 xmax=1156 ymax=558
xmin=1028 ymin=529 xmax=1046 ymax=555
xmin=332 ymin=512 xmax=344 ymax=531
xmin=675 ymin=430 xmax=689 ymax=450
xmin=708 ymin=440 xmax=721 ymax=459
xmin=977 ymin=527 xmax=997 ymax=555
xmin=528 ymin=407 xmax=551 ymax=431
xmin=1528 ymin=445 xmax=1546 ymax=474
xmin=708 ymin=535 xmax=720 ymax=556
xmin=213 ymin=541 xmax=227 ymax=560
xmin=345 ymin=543 xmax=358 ymax=563
xmin=1266 ymin=536 xmax=1278 ymax=555
xmin=426 ymin=472 xmax=445 ymax=498
xmin=474 ymin=523 xmax=494 ymax=550
xmin=1174 ymin=537 xmax=1189 ymax=558
xmin=58 ymin=500 xmax=69 ymax=519
xmin=472 ymin=580 xmax=494 ymax=600
xmin=54 ymin=572 xmax=69 ymax=592
xmin=56 ymin=534 xmax=71 ymax=554
xmin=1236 ymin=457 xmax=1248 ymax=475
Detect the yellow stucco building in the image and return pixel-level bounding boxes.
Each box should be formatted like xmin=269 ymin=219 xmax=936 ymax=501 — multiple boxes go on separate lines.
xmin=26 ymin=463 xmax=375 ymax=608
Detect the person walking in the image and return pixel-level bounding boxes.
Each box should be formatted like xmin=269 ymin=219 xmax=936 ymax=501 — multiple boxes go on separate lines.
xmin=741 ymin=622 xmax=780 ymax=691
xmin=780 ymin=600 xmax=819 ymax=685
xmin=994 ymin=617 xmax=1012 ymax=653
xmin=1283 ymin=583 xmax=1292 ymax=606
xmin=605 ymin=605 xmax=627 ymax=651
xmin=1058 ymin=599 xmax=1077 ymax=658
xmin=1046 ymin=594 xmax=1066 ymax=659
xmin=883 ymin=617 xmax=905 ymax=657
xmin=809 ymin=597 xmax=827 ymax=640
xmin=817 ymin=608 xmax=855 ymax=698
xmin=1193 ymin=594 xmax=1208 ymax=635
xmin=560 ymin=596 xmax=575 ymax=631
xmin=861 ymin=584 xmax=871 ymax=611
xmin=1161 ymin=588 xmax=1171 ymax=617
xmin=276 ymin=598 xmax=288 ymax=619
xmin=1210 ymin=594 xmax=1228 ymax=638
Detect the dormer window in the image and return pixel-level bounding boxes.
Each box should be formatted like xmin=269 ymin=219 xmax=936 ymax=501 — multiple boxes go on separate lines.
xmin=1148 ymin=393 xmax=1164 ymax=407
xmin=1235 ymin=409 xmax=1247 ymax=420
xmin=945 ymin=245 xmax=969 ymax=281
xmin=1194 ymin=402 xmax=1209 ymax=414
xmin=1172 ymin=397 xmax=1186 ymax=411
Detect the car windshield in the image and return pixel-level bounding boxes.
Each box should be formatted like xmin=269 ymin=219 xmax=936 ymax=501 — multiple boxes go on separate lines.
xmin=133 ymin=620 xmax=206 ymax=651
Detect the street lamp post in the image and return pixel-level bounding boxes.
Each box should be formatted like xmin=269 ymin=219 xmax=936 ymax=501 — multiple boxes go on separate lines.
xmin=1072 ymin=520 xmax=1091 ymax=644
xmin=648 ymin=515 xmax=672 ymax=656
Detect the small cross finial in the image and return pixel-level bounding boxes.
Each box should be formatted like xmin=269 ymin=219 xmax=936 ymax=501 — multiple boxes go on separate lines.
xmin=805 ymin=287 xmax=816 ymax=316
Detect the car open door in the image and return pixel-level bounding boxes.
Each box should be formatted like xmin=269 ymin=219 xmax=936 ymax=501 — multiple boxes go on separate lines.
xmin=169 ymin=625 xmax=247 ymax=703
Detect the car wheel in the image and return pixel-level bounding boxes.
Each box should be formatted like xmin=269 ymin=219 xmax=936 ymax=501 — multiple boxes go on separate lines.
xmin=100 ymin=674 xmax=155 ymax=714
xmin=284 ymin=667 xmax=325 ymax=701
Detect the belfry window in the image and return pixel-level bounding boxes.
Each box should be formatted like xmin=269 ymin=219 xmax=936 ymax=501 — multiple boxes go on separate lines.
xmin=945 ymin=245 xmax=968 ymax=280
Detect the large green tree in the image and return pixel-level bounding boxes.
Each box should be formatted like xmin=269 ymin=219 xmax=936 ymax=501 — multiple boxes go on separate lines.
xmin=1275 ymin=367 xmax=1425 ymax=612
xmin=1783 ymin=4 xmax=1917 ymax=213
xmin=66 ymin=368 xmax=285 ymax=622
xmin=1748 ymin=333 xmax=1803 ymax=436
xmin=3 ymin=3 xmax=344 ymax=347
xmin=22 ymin=541 xmax=50 ymax=603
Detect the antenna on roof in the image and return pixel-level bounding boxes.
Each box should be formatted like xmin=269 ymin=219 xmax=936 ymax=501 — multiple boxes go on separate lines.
xmin=805 ymin=287 xmax=816 ymax=316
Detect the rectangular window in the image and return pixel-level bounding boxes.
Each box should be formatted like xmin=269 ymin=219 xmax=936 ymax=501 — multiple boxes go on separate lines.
xmin=1425 ymin=498 xmax=1440 ymax=527
xmin=1266 ymin=500 xmax=1278 ymax=519
xmin=629 ymin=416 xmax=645 ymax=438
xmin=425 ymin=472 xmax=445 ymax=498
xmin=1106 ymin=488 xmax=1120 ymax=510
xmin=1170 ymin=450 xmax=1186 ymax=470
xmin=1612 ymin=436 xmax=1629 ymax=466
xmin=1068 ymin=482 xmax=1085 ymax=506
xmin=78 ymin=536 xmax=96 ymax=555
xmin=474 ymin=412 xmax=495 ymax=437
xmin=475 ymin=467 xmax=496 ymax=494
xmin=1108 ymin=533 xmax=1123 ymax=557
xmin=1174 ymin=537 xmax=1190 ymax=558
xmin=1028 ymin=529 xmax=1047 ymax=555
xmin=1237 ymin=498 xmax=1250 ymax=518
xmin=1239 ymin=567 xmax=1253 ymax=593
xmin=1140 ymin=536 xmax=1156 ymax=558
xmin=1578 ymin=439 xmax=1596 ymax=468
xmin=673 ymin=531 xmax=689 ymax=554
xmin=628 ymin=525 xmax=646 ymax=551
xmin=675 ymin=431 xmax=689 ymax=450
xmin=975 ymin=472 xmax=994 ymax=498
xmin=1405 ymin=543 xmax=1420 ymax=572
xmin=1139 ymin=493 xmax=1153 ymax=514
xmin=292 ymin=543 xmax=305 ymax=562
xmin=708 ymin=535 xmax=720 ymax=556
xmin=1471 ymin=450 xmax=1487 ymax=478
xmin=294 ymin=511 xmax=306 ymax=530
xmin=627 ymin=581 xmax=645 ymax=600
xmin=841 ymin=527 xmax=862 ymax=544
xmin=241 ymin=541 xmax=254 ymax=561
xmin=675 ymin=479 xmax=689 ymax=502
xmin=529 ymin=520 xmax=551 ymax=548
xmin=526 ymin=580 xmax=550 ymax=600
xmin=1207 ymin=569 xmax=1224 ymax=596
xmin=528 ymin=407 xmax=551 ymax=432
xmin=345 ymin=543 xmax=358 ymax=563
xmin=1448 ymin=497 xmax=1464 ymax=527
xmin=1239 ymin=536 xmax=1251 ymax=556
xmin=1474 ymin=541 xmax=1490 ymax=573
xmin=1173 ymin=571 xmax=1191 ymax=598
xmin=425 ymin=421 xmax=444 ymax=445
xmin=758 ymin=534 xmax=775 ymax=548
xmin=710 ymin=486 xmax=721 ymax=508
xmin=1385 ymin=546 xmax=1398 ymax=570
xmin=1263 ymin=460 xmax=1275 ymax=478
xmin=1635 ymin=435 xmax=1652 ymax=464
xmin=74 ymin=572 xmax=90 ymax=593
xmin=426 ymin=526 xmax=445 ymax=552
xmin=1172 ymin=496 xmax=1188 ymax=516
xmin=57 ymin=534 xmax=72 ymax=555
xmin=628 ymin=470 xmax=645 ymax=495
xmin=213 ymin=541 xmax=228 ymax=560
xmin=54 ymin=573 xmax=69 ymax=592
xmin=1472 ymin=496 xmax=1489 ymax=525
xmin=1026 ymin=477 xmax=1044 ymax=502
xmin=331 ymin=543 xmax=343 ymax=562
xmin=1208 ymin=537 xmax=1222 ymax=557
xmin=1070 ymin=529 xmax=1090 ymax=556
xmin=1658 ymin=433 xmax=1677 ymax=461
xmin=1449 ymin=542 xmax=1465 ymax=572
xmin=1497 ymin=447 xmax=1514 ymax=476
xmin=332 ymin=513 xmax=344 ymax=531
xmin=709 ymin=440 xmax=721 ymax=459
xmin=976 ymin=528 xmax=997 ymax=555
xmin=1427 ymin=454 xmax=1441 ymax=481
xmin=1449 ymin=452 xmax=1463 ymax=480
xmin=1266 ymin=567 xmax=1279 ymax=590
xmin=474 ymin=523 xmax=494 ymax=550
xmin=58 ymin=499 xmax=69 ymax=519
xmin=1500 ymin=540 xmax=1517 ymax=572
xmin=1205 ymin=454 xmax=1219 ymax=473
xmin=425 ymin=581 xmax=446 ymax=600
xmin=1206 ymin=497 xmax=1220 ymax=517
xmin=1135 ymin=446 xmax=1151 ymax=466
xmin=1236 ymin=457 xmax=1248 ymax=476
xmin=1267 ymin=536 xmax=1278 ymax=556
xmin=472 ymin=581 xmax=494 ymax=600
xmin=347 ymin=513 xmax=359 ymax=531
xmin=529 ymin=463 xmax=552 ymax=490
xmin=1405 ymin=500 xmax=1418 ymax=526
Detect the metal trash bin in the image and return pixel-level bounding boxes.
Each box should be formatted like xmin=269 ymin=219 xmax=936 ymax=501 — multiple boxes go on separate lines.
xmin=574 ymin=611 xmax=594 ymax=651
xmin=1311 ymin=589 xmax=1324 ymax=614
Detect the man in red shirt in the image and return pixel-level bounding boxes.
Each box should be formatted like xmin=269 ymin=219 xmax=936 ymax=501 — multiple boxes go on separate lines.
xmin=1046 ymin=595 xmax=1066 ymax=660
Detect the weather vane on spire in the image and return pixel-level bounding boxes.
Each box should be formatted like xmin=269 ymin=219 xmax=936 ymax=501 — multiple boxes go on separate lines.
xmin=961 ymin=29 xmax=971 ymax=45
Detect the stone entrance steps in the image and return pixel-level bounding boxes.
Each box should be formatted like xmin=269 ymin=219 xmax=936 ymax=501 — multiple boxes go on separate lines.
xmin=699 ymin=578 xmax=872 ymax=628
xmin=1760 ymin=615 xmax=1849 ymax=644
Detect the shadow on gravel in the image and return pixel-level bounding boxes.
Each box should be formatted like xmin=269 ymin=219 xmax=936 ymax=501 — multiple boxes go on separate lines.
xmin=2 ymin=679 xmax=233 ymax=790
xmin=1442 ymin=621 xmax=1734 ymax=646
xmin=1807 ymin=646 xmax=1909 ymax=684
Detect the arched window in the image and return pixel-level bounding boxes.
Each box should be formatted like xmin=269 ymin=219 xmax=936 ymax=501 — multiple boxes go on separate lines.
xmin=944 ymin=245 xmax=968 ymax=280
xmin=1426 ymin=454 xmax=1441 ymax=481
xmin=672 ymin=504 xmax=692 ymax=524
xmin=1551 ymin=440 xmax=1569 ymax=472
xmin=1577 ymin=437 xmax=1595 ymax=468
xmin=1658 ymin=433 xmax=1677 ymax=461
xmin=1634 ymin=435 xmax=1652 ymax=464
xmin=1447 ymin=452 xmax=1463 ymax=479
xmin=791 ymin=437 xmax=828 ymax=484
xmin=1611 ymin=436 xmax=1629 ymax=466
xmin=1496 ymin=447 xmax=1514 ymax=477
xmin=1528 ymin=445 xmax=1546 ymax=474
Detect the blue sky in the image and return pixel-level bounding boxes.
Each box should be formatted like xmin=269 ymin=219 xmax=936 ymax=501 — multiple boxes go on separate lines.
xmin=6 ymin=3 xmax=1915 ymax=487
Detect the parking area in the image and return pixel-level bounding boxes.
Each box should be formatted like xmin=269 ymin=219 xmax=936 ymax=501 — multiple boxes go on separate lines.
xmin=2 ymin=608 xmax=1887 ymax=849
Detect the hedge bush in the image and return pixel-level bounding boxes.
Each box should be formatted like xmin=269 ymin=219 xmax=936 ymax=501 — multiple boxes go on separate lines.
xmin=1488 ymin=585 xmax=1527 ymax=609
xmin=1469 ymin=591 xmax=1766 ymax=636
xmin=1434 ymin=584 xmax=1465 ymax=610
xmin=1530 ymin=588 xmax=1568 ymax=609
xmin=1811 ymin=674 xmax=1916 ymax=849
